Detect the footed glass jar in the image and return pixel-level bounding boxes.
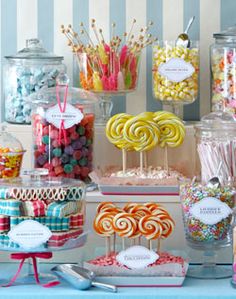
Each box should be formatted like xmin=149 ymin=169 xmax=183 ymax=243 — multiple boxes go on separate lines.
xmin=152 ymin=41 xmax=199 ymax=118
xmin=30 ymin=79 xmax=99 ymax=183
xmin=180 ymin=178 xmax=235 ymax=279
xmin=4 ymin=38 xmax=65 ymax=124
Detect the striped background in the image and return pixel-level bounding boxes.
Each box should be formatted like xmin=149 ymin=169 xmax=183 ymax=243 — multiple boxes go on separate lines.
xmin=0 ymin=0 xmax=235 ymax=121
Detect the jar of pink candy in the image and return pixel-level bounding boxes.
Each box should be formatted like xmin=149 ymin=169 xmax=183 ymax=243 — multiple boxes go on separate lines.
xmin=30 ymin=73 xmax=99 ymax=183
xmin=211 ymin=25 xmax=236 ymax=114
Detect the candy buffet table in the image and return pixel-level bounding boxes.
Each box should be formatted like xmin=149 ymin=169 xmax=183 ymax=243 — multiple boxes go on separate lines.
xmin=0 ymin=264 xmax=234 ymax=299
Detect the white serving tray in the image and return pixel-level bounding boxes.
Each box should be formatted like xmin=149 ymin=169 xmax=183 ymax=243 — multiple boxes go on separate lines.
xmin=95 ymin=275 xmax=186 ymax=287
xmin=99 ymin=184 xmax=179 ymax=196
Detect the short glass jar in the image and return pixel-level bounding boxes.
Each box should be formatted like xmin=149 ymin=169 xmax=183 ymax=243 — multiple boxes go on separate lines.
xmin=211 ymin=26 xmax=236 ymax=115
xmin=4 ymin=38 xmax=65 ymax=124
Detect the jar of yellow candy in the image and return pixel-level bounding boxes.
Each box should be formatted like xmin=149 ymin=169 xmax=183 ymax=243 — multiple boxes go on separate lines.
xmin=152 ymin=41 xmax=199 ymax=117
xmin=0 ymin=126 xmax=25 ymax=178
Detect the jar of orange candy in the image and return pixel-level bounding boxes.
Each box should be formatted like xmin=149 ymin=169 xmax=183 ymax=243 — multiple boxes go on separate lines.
xmin=0 ymin=127 xmax=25 ymax=178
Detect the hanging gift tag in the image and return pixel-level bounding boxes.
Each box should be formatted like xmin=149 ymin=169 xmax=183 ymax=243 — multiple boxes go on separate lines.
xmin=116 ymin=246 xmax=159 ymax=269
xmin=8 ymin=220 xmax=52 ymax=249
xmin=158 ymin=58 xmax=194 ymax=82
xmin=45 ymin=103 xmax=84 ymax=129
xmin=190 ymin=197 xmax=232 ymax=225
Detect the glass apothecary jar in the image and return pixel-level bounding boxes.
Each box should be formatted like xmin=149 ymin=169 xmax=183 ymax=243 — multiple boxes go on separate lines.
xmin=0 ymin=126 xmax=25 ymax=178
xmin=30 ymin=74 xmax=99 ymax=183
xmin=4 ymin=38 xmax=65 ymax=124
xmin=195 ymin=111 xmax=236 ymax=185
xmin=152 ymin=41 xmax=199 ymax=118
xmin=211 ymin=26 xmax=236 ymax=115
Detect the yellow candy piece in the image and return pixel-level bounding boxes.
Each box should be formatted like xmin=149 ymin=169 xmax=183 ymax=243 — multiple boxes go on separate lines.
xmin=123 ymin=112 xmax=160 ymax=152
xmin=98 ymin=44 xmax=108 ymax=65
xmin=93 ymin=71 xmax=103 ymax=91
xmin=153 ymin=111 xmax=185 ymax=148
xmin=105 ymin=113 xmax=133 ymax=150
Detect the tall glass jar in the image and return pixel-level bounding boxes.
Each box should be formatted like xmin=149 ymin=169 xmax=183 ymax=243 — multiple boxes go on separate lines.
xmin=152 ymin=41 xmax=199 ymax=118
xmin=4 ymin=38 xmax=65 ymax=124
xmin=30 ymin=77 xmax=99 ymax=183
xmin=195 ymin=111 xmax=236 ymax=185
xmin=211 ymin=26 xmax=236 ymax=114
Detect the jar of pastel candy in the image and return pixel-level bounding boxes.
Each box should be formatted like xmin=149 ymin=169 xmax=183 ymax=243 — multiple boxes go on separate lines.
xmin=4 ymin=38 xmax=65 ymax=124
xmin=211 ymin=25 xmax=236 ymax=115
xmin=30 ymin=73 xmax=98 ymax=183
xmin=152 ymin=41 xmax=199 ymax=118
xmin=0 ymin=126 xmax=25 ymax=178
xmin=180 ymin=178 xmax=235 ymax=279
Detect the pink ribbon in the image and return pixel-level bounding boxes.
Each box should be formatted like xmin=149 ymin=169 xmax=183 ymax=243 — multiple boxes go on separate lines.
xmin=56 ymin=84 xmax=68 ymax=145
xmin=2 ymin=252 xmax=60 ymax=288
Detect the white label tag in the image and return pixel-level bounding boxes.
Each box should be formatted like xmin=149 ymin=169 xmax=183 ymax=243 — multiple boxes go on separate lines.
xmin=8 ymin=220 xmax=52 ymax=249
xmin=190 ymin=197 xmax=232 ymax=225
xmin=116 ymin=246 xmax=159 ymax=269
xmin=45 ymin=103 xmax=84 ymax=129
xmin=158 ymin=58 xmax=195 ymax=82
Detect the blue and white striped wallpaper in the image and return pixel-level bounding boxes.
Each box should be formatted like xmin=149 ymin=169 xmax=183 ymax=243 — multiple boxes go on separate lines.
xmin=0 ymin=0 xmax=235 ymax=121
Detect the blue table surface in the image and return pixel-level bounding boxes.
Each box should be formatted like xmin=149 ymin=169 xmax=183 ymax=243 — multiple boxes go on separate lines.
xmin=0 ymin=263 xmax=235 ymax=299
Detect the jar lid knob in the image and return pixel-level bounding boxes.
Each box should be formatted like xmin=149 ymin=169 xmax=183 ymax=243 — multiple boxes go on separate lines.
xmin=56 ymin=72 xmax=70 ymax=86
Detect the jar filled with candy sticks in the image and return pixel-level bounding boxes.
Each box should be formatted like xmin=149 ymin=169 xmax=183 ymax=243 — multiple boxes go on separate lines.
xmin=195 ymin=111 xmax=236 ymax=185
xmin=4 ymin=38 xmax=65 ymax=124
xmin=30 ymin=72 xmax=99 ymax=183
xmin=211 ymin=25 xmax=236 ymax=115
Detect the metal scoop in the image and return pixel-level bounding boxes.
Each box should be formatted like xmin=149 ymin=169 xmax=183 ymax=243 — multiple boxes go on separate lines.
xmin=176 ymin=16 xmax=195 ymax=48
xmin=51 ymin=264 xmax=117 ymax=292
xmin=207 ymin=161 xmax=222 ymax=189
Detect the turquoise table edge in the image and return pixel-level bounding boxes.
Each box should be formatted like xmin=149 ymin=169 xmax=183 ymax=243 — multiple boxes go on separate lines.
xmin=0 ymin=264 xmax=234 ymax=299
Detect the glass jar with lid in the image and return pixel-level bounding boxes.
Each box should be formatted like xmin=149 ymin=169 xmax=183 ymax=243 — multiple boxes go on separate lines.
xmin=179 ymin=111 xmax=236 ymax=279
xmin=30 ymin=73 xmax=99 ymax=183
xmin=4 ymin=38 xmax=65 ymax=124
xmin=0 ymin=126 xmax=25 ymax=178
xmin=211 ymin=26 xmax=236 ymax=114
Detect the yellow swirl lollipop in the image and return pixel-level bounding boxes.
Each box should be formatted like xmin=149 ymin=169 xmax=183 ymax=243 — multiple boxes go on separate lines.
xmin=153 ymin=111 xmax=185 ymax=148
xmin=123 ymin=112 xmax=160 ymax=152
xmin=105 ymin=113 xmax=133 ymax=150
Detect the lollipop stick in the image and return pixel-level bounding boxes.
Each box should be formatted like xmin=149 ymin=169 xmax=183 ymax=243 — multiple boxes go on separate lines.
xmin=105 ymin=237 xmax=109 ymax=257
xmin=140 ymin=151 xmax=144 ymax=174
xmin=148 ymin=239 xmax=151 ymax=250
xmin=122 ymin=149 xmax=127 ymax=174
xmin=138 ymin=236 xmax=141 ymax=245
xmin=122 ymin=238 xmax=125 ymax=250
xmin=113 ymin=234 xmax=116 ymax=253
xmin=144 ymin=152 xmax=148 ymax=171
xmin=164 ymin=146 xmax=169 ymax=175
xmin=157 ymin=239 xmax=161 ymax=254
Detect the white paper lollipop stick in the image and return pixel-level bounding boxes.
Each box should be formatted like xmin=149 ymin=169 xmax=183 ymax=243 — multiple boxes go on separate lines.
xmin=122 ymin=149 xmax=127 ymax=174
xmin=148 ymin=239 xmax=152 ymax=250
xmin=122 ymin=238 xmax=125 ymax=250
xmin=144 ymin=152 xmax=148 ymax=171
xmin=164 ymin=146 xmax=169 ymax=175
xmin=105 ymin=237 xmax=109 ymax=257
xmin=157 ymin=239 xmax=161 ymax=254
xmin=113 ymin=234 xmax=116 ymax=252
xmin=140 ymin=152 xmax=144 ymax=174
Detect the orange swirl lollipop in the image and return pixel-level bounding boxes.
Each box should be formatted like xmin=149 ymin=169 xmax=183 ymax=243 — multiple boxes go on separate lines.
xmin=160 ymin=216 xmax=175 ymax=239
xmin=144 ymin=202 xmax=162 ymax=212
xmin=93 ymin=211 xmax=117 ymax=237
xmin=112 ymin=212 xmax=138 ymax=238
xmin=138 ymin=215 xmax=163 ymax=240
xmin=96 ymin=202 xmax=117 ymax=213
xmin=123 ymin=203 xmax=138 ymax=213
xmin=129 ymin=205 xmax=151 ymax=220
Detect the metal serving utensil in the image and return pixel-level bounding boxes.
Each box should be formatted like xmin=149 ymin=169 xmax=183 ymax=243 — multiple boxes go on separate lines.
xmin=176 ymin=16 xmax=195 ymax=48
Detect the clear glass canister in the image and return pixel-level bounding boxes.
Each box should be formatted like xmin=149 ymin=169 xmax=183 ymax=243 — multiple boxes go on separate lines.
xmin=4 ymin=38 xmax=65 ymax=124
xmin=195 ymin=111 xmax=236 ymax=184
xmin=0 ymin=126 xmax=25 ymax=178
xmin=152 ymin=40 xmax=199 ymax=117
xmin=0 ymin=169 xmax=86 ymax=251
xmin=30 ymin=79 xmax=98 ymax=183
xmin=211 ymin=26 xmax=236 ymax=114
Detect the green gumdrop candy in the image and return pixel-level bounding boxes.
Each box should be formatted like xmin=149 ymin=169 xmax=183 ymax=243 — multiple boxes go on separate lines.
xmin=78 ymin=157 xmax=88 ymax=166
xmin=70 ymin=158 xmax=78 ymax=166
xmin=64 ymin=164 xmax=73 ymax=173
xmin=77 ymin=126 xmax=85 ymax=135
xmin=42 ymin=135 xmax=50 ymax=145
xmin=125 ymin=71 xmax=132 ymax=89
xmin=52 ymin=148 xmax=62 ymax=157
